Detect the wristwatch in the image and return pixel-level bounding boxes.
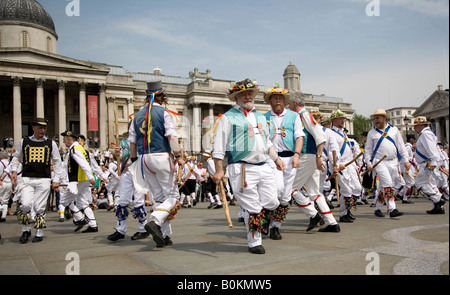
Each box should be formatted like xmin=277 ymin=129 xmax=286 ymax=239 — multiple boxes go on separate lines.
xmin=316 ymin=154 xmax=322 ymax=158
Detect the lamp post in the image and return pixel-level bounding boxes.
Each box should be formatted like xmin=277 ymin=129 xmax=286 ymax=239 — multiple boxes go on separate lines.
xmin=403 ymin=115 xmax=411 ymax=139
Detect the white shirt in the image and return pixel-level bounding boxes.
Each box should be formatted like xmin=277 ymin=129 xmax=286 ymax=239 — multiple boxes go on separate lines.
xmin=10 ymin=135 xmax=62 ymax=181
xmin=213 ymin=105 xmax=273 ymax=164
xmin=415 ymin=127 xmax=440 ymax=166
xmin=331 ymin=126 xmax=354 ymax=164
xmin=268 ymin=109 xmax=305 ymax=153
xmin=63 ymin=142 xmax=94 ymax=182
xmin=364 ymin=124 xmax=408 ymax=164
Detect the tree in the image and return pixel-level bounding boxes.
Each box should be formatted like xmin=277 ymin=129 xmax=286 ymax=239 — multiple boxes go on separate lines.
xmin=353 ymin=113 xmax=371 ymax=143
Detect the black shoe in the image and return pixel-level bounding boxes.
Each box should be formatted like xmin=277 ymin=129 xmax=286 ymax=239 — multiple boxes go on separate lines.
xmin=108 ymin=231 xmax=125 ymax=241
xmin=339 ymin=215 xmax=353 ymax=223
xmin=164 ymin=236 xmax=173 ymax=246
xmin=248 ymin=245 xmax=265 ymax=254
xmin=213 ymin=204 xmax=223 ymax=209
xmin=131 ymin=232 xmax=149 ymax=240
xmin=19 ymin=231 xmax=31 ymax=244
xmin=32 ymin=236 xmax=43 ymax=243
xmin=145 ymin=221 xmax=166 ymax=247
xmin=318 ymin=224 xmax=341 ymax=233
xmin=389 ymin=209 xmax=404 ymax=218
xmin=427 ymin=200 xmax=446 ymax=214
xmin=269 ymin=227 xmax=282 ymax=240
xmin=237 ymin=217 xmax=245 ymax=223
xmin=347 ymin=211 xmax=356 ymax=220
xmin=74 ymin=219 xmax=87 ymax=232
xmin=82 ymin=226 xmax=98 ymax=233
xmin=307 ymin=213 xmax=323 ymax=231
xmin=207 ymin=203 xmax=216 ymax=209
xmin=374 ymin=209 xmax=385 ymax=217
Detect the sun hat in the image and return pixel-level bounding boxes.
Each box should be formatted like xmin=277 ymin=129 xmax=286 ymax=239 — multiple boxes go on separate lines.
xmin=370 ymin=109 xmax=390 ymax=119
xmin=264 ymin=83 xmax=290 ymax=104
xmin=227 ymin=79 xmax=259 ymax=101
xmin=413 ymin=116 xmax=431 ymax=126
xmin=330 ymin=110 xmax=346 ymax=120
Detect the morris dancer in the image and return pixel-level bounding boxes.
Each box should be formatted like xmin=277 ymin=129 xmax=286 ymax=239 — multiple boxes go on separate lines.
xmin=289 ymin=93 xmax=340 ymax=232
xmin=364 ymin=109 xmax=410 ymax=218
xmin=213 ymin=78 xmax=284 ymax=254
xmin=129 ymin=81 xmax=185 ymax=248
xmin=9 ymin=118 xmax=62 ymax=243
xmin=263 ymin=84 xmax=304 ymax=240
xmin=413 ymin=117 xmax=446 ymax=214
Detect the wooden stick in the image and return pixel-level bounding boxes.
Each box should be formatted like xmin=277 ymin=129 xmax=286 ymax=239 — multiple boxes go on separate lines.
xmin=219 ymin=181 xmax=233 ymax=228
xmin=361 ymin=155 xmax=387 ymax=177
xmin=325 ymin=152 xmax=363 ymax=182
xmin=333 ymin=150 xmax=340 ymax=206
xmin=439 ymin=166 xmax=449 ymax=177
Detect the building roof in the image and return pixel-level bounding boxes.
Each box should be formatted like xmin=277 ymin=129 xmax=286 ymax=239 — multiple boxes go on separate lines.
xmin=0 ymin=0 xmax=57 ymax=38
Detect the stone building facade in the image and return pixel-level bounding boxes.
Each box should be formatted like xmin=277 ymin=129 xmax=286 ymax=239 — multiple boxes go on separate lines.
xmin=0 ymin=0 xmax=355 ymax=155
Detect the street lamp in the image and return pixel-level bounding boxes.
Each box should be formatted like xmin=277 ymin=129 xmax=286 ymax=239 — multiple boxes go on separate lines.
xmin=403 ymin=115 xmax=411 ymax=137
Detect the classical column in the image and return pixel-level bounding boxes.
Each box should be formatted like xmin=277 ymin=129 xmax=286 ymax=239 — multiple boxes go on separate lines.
xmin=79 ymin=82 xmax=87 ymax=137
xmin=445 ymin=116 xmax=449 ymax=145
xmin=58 ymin=80 xmax=67 ymax=148
xmin=192 ymin=103 xmax=201 ymax=153
xmin=99 ymin=84 xmax=107 ymax=150
xmin=127 ymin=97 xmax=134 ymax=118
xmin=209 ymin=103 xmax=215 ymax=129
xmin=12 ymin=76 xmax=22 ymax=147
xmin=36 ymin=78 xmax=45 ymax=118
xmin=106 ymin=96 xmax=116 ymax=149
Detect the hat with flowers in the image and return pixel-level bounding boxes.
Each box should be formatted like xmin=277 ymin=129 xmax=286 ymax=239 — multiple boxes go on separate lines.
xmin=227 ymin=78 xmax=259 ymax=101
xmin=330 ymin=109 xmax=346 ymax=120
xmin=264 ymin=83 xmax=290 ymax=104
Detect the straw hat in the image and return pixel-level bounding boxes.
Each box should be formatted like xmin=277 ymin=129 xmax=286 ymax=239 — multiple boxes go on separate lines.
xmin=202 ymin=150 xmax=212 ymax=158
xmin=413 ymin=116 xmax=431 ymax=126
xmin=264 ymin=84 xmax=290 ymax=104
xmin=227 ymin=79 xmax=259 ymax=102
xmin=330 ymin=110 xmax=346 ymax=120
xmin=370 ymin=109 xmax=390 ymax=119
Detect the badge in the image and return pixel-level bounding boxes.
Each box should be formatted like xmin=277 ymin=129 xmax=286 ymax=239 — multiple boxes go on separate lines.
xmin=249 ymin=132 xmax=255 ymax=138
xmin=281 ymin=126 xmax=286 ymax=132
xmin=248 ymin=125 xmax=253 ymax=132
xmin=257 ymin=123 xmax=263 ymax=129
xmin=260 ymin=130 xmax=265 ymax=136
xmin=282 ymin=132 xmax=286 ymax=137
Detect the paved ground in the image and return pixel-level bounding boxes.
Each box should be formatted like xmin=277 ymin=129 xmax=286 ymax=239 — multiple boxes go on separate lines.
xmin=0 ymin=195 xmax=448 ymax=276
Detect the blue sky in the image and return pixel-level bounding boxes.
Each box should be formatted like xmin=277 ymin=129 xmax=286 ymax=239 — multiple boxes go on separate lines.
xmin=40 ymin=0 xmax=449 ymax=117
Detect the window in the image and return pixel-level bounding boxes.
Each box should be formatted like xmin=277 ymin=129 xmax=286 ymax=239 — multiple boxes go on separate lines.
xmin=408 ymin=110 xmax=411 ymax=115
xmin=21 ymin=31 xmax=29 ymax=47
xmin=396 ymin=111 xmax=400 ymax=116
xmin=46 ymin=37 xmax=52 ymax=52
xmin=396 ymin=119 xmax=400 ymax=125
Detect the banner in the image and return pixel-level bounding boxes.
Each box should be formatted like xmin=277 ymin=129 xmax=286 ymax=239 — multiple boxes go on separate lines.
xmin=88 ymin=95 xmax=98 ymax=131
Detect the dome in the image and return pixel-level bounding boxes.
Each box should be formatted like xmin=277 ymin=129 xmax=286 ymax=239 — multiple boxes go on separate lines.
xmin=283 ymin=61 xmax=300 ymax=76
xmin=0 ymin=0 xmax=57 ymax=38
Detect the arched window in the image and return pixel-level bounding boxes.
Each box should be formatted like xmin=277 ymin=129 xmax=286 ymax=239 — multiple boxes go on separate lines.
xmin=46 ymin=37 xmax=52 ymax=52
xmin=21 ymin=31 xmax=29 ymax=48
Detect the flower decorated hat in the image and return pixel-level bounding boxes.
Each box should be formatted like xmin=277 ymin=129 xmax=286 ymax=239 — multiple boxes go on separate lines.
xmin=413 ymin=116 xmax=431 ymax=126
xmin=227 ymin=78 xmax=259 ymax=101
xmin=330 ymin=109 xmax=346 ymax=120
xmin=264 ymin=83 xmax=290 ymax=104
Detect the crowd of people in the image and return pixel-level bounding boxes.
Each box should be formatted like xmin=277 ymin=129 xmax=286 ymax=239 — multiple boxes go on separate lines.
xmin=0 ymin=79 xmax=448 ymax=255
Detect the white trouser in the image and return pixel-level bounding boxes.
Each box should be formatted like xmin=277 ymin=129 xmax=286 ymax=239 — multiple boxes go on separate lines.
xmin=292 ymin=154 xmax=320 ymax=218
xmin=107 ymin=178 xmax=120 ymax=205
xmin=0 ymin=181 xmax=12 ymax=219
xmin=115 ymin=170 xmax=147 ymax=235
xmin=141 ymin=153 xmax=180 ymax=234
xmin=338 ymin=166 xmax=362 ymax=216
xmin=398 ymin=166 xmax=415 ymax=198
xmin=374 ymin=159 xmax=400 ymax=212
xmin=268 ymin=155 xmax=297 ymax=206
xmin=415 ymin=164 xmax=442 ymax=203
xmin=16 ymin=177 xmax=51 ymax=236
xmin=228 ymin=162 xmax=279 ymax=247
xmin=60 ymin=181 xmax=97 ymax=227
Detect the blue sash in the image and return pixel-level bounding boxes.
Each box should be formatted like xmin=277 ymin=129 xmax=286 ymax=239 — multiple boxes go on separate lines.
xmin=332 ymin=128 xmax=350 ymax=156
xmin=370 ymin=125 xmax=402 ymax=162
